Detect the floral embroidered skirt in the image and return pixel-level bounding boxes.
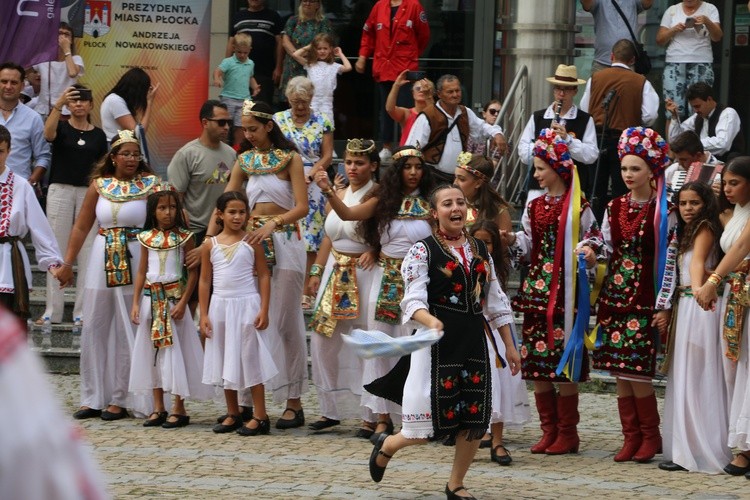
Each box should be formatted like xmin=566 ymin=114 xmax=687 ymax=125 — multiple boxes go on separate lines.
xmin=593 ymin=310 xmax=658 ymax=379
xmin=520 ymin=312 xmax=588 ymax=383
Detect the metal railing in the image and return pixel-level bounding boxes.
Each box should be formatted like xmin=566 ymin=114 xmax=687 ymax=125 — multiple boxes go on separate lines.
xmin=489 ymin=65 xmax=530 ymax=207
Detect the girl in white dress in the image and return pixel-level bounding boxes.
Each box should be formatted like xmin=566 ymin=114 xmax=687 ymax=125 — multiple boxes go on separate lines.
xmin=657 ymin=182 xmax=731 ymax=473
xmin=129 ymin=186 xmax=211 ymax=428
xmin=200 ymin=191 xmax=276 ymax=436
xmin=291 ymin=33 xmax=353 ymax=121
xmin=57 ymin=130 xmax=159 ymax=421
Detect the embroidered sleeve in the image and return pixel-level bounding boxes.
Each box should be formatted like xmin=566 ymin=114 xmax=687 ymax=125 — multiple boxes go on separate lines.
xmin=509 ymin=204 xmax=532 ymax=268
xmin=484 ymin=255 xmax=514 ymax=329
xmin=655 ymin=226 xmax=679 ymax=310
xmin=576 ymin=204 xmax=607 ymax=261
xmin=400 ymin=242 xmax=430 ymax=323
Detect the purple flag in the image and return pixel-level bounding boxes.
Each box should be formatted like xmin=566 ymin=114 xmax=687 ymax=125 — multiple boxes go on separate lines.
xmin=0 ymin=1 xmax=60 ymax=67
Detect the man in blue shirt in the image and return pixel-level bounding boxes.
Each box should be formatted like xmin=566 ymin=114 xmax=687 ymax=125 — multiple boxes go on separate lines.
xmin=0 ymin=62 xmax=50 ymax=184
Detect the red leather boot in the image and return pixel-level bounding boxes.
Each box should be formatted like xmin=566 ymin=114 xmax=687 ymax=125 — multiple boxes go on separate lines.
xmin=613 ymin=396 xmax=642 ymax=462
xmin=545 ymin=393 xmax=580 ymax=454
xmin=530 ymin=390 xmax=557 ymax=454
xmin=632 ymin=393 xmax=662 ymax=463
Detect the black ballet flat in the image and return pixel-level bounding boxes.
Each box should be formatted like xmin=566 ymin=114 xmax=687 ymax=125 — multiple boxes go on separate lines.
xmin=216 ymin=406 xmax=253 ymax=424
xmin=73 ymin=408 xmax=102 ymax=420
xmin=162 ymin=414 xmax=190 ymax=429
xmin=276 ymin=408 xmax=305 ymax=429
xmin=725 ymin=453 xmax=750 ymax=476
xmin=308 ymin=418 xmax=340 ymax=431
xmin=369 ymin=433 xmax=391 ymax=483
xmin=237 ymin=417 xmax=270 ymax=436
xmin=143 ymin=411 xmax=168 ymax=427
xmin=369 ymin=419 xmax=394 ymax=444
xmin=479 ymin=435 xmax=492 ymax=449
xmin=100 ymin=408 xmax=128 ymax=421
xmin=445 ymin=484 xmax=477 ymax=500
xmin=658 ymin=461 xmax=687 ymax=472
xmin=213 ymin=415 xmax=242 ymax=434
xmin=491 ymin=445 xmax=512 ymax=466
xmin=355 ymin=424 xmax=375 ymax=439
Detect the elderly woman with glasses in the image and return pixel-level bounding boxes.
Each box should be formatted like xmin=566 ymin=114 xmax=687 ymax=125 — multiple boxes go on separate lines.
xmin=385 ymin=70 xmax=435 ymax=147
xmin=279 ymin=0 xmax=333 ymax=105
xmin=273 ymin=76 xmax=334 ymax=308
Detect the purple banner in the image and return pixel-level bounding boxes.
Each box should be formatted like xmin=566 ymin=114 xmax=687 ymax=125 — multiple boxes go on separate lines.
xmin=0 ymin=0 xmax=60 ymax=67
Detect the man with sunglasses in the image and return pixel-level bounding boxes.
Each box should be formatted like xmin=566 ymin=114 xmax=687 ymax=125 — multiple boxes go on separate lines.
xmin=167 ymin=100 xmax=235 ymax=273
xmin=517 ymin=64 xmax=599 ymax=205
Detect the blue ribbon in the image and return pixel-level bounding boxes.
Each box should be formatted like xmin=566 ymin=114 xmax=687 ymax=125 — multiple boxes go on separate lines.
xmin=555 ymin=253 xmax=590 ymax=382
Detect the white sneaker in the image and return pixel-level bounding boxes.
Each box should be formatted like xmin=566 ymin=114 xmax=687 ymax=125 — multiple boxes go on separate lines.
xmin=378 ymin=148 xmax=393 ymax=164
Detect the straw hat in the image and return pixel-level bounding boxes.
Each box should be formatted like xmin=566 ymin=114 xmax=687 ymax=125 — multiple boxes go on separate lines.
xmin=545 ymin=64 xmax=586 ymax=86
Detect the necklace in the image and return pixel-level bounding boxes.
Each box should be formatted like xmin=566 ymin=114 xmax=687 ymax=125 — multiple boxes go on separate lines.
xmin=618 ymin=193 xmax=652 ymax=241
xmin=437 ymin=228 xmax=462 ymax=241
xmin=70 ymin=121 xmax=91 ymax=146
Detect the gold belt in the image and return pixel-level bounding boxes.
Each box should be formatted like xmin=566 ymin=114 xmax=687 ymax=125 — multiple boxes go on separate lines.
xmin=144 ymin=279 xmax=184 ymax=349
xmin=374 ymin=257 xmax=404 ymax=325
xmin=309 ymin=250 xmax=360 ymax=337
xmin=723 ymin=271 xmax=750 ymax=362
xmin=250 ymin=216 xmax=300 ymax=267
xmin=98 ymin=227 xmax=140 ymax=287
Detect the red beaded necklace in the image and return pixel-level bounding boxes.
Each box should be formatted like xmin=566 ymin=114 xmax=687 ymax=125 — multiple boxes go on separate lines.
xmin=618 ymin=192 xmax=652 ymax=241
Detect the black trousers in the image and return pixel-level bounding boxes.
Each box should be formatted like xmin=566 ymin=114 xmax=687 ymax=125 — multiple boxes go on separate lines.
xmin=590 ymin=132 xmax=627 ymax=223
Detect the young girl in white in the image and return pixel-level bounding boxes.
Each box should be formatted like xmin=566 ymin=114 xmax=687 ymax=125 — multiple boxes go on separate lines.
xmin=292 ymin=33 xmax=352 ymax=121
xmin=657 ymin=182 xmax=732 ymax=473
xmin=129 ymin=185 xmax=211 ymax=428
xmin=200 ymin=191 xmax=276 ymax=436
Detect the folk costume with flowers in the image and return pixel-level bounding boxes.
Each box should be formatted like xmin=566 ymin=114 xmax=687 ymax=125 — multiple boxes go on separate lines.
xmin=510 ymin=130 xmax=603 ymax=383
xmin=594 ymin=127 xmax=672 ymax=379
xmin=239 ymin=99 xmax=308 ymax=404
xmin=366 ymin=233 xmax=513 ymax=440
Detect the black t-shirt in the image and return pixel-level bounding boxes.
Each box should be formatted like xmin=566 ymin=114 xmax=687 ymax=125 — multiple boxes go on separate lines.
xmin=49 ymin=122 xmax=108 ymax=187
xmin=231 ymin=7 xmax=283 ymax=76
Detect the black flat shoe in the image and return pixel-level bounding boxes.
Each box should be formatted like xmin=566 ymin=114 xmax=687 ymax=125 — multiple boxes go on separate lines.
xmin=162 ymin=414 xmax=190 ymax=429
xmin=276 ymin=408 xmax=305 ymax=429
xmin=725 ymin=461 xmax=750 ymax=475
xmin=216 ymin=406 xmax=253 ymax=424
xmin=658 ymin=461 xmax=687 ymax=472
xmin=213 ymin=415 xmax=242 ymax=433
xmin=479 ymin=436 xmax=492 ymax=449
xmin=445 ymin=483 xmax=477 ymax=500
xmin=143 ymin=411 xmax=168 ymax=427
xmin=309 ymin=418 xmax=340 ymax=431
xmin=101 ymin=408 xmax=128 ymax=421
xmin=443 ymin=435 xmax=456 ymax=446
xmin=355 ymin=425 xmax=375 ymax=439
xmin=237 ymin=417 xmax=270 ymax=436
xmin=491 ymin=444 xmax=512 ymax=466
xmin=369 ymin=433 xmax=391 ymax=483
xmin=73 ymin=408 xmax=102 ymax=420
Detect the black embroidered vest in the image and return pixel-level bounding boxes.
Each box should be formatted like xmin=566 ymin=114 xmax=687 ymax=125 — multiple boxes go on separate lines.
xmin=694 ymin=105 xmax=745 ymax=162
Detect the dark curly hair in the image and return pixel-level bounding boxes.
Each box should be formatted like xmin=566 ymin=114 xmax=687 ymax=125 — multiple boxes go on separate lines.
xmin=237 ymin=101 xmax=297 ymax=152
xmin=675 ymin=182 xmax=723 ymax=259
xmin=360 ymin=145 xmax=435 ymax=249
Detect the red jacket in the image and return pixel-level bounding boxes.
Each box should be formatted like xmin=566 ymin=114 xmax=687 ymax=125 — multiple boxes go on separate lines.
xmin=358 ymin=0 xmax=430 ymax=83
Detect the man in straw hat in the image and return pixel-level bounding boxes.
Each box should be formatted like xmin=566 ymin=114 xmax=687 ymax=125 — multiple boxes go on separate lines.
xmin=518 ymin=64 xmax=599 ymax=206
xmin=580 ymin=39 xmax=660 ymax=221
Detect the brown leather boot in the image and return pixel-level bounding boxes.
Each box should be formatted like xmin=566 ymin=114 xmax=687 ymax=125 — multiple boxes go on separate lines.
xmin=530 ymin=390 xmax=557 ymax=454
xmin=545 ymin=393 xmax=580 ymax=454
xmin=614 ymin=396 xmax=642 ymax=462
xmin=632 ymin=393 xmax=662 ymax=463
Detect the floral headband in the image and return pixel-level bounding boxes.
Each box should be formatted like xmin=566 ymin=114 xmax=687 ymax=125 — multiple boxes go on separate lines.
xmin=392 ymin=148 xmax=423 ymax=162
xmin=455 ymin=151 xmax=488 ymax=182
xmin=533 ymin=128 xmax=575 ymax=185
xmin=150 ymin=182 xmax=178 ymax=194
xmin=111 ymin=129 xmax=139 ymax=149
xmin=242 ymin=100 xmax=273 ymax=120
xmin=618 ymin=126 xmax=670 ymax=177
xmin=346 ymin=138 xmax=375 ymax=156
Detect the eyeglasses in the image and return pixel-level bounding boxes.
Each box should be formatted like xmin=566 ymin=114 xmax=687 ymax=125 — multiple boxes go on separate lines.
xmin=206 ymin=118 xmax=232 ymax=127
xmin=553 ymin=86 xmax=576 ymax=93
xmin=117 ymin=152 xmax=142 ymax=159
xmin=487 ymin=108 xmax=500 ymax=116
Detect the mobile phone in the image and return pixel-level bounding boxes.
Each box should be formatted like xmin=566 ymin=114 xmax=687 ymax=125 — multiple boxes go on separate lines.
xmin=336 ymin=162 xmax=349 ymax=184
xmin=685 ymin=17 xmax=695 ymax=28
xmin=406 ymin=70 xmax=426 ymax=81
xmin=77 ymin=88 xmax=93 ymax=101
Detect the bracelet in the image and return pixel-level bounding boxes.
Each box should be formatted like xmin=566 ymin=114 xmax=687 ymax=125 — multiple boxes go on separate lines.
xmin=309 ymin=264 xmax=323 ymax=277
xmin=64 ymin=52 xmax=72 ymax=57
xmin=271 ymin=215 xmax=284 ymax=228
xmin=706 ymin=274 xmax=721 ymax=287
xmin=322 ymin=189 xmax=334 ymax=198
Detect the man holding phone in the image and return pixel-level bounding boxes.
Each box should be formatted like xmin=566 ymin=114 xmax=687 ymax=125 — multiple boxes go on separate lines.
xmin=356 ymin=0 xmax=430 ymax=164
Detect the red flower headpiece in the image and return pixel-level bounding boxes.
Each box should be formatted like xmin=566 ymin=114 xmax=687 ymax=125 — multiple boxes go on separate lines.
xmin=532 ymin=128 xmax=575 ymax=186
xmin=618 ymin=127 xmax=670 ymax=177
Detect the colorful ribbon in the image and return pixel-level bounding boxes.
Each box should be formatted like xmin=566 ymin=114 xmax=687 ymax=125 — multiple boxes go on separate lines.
xmin=556 ymin=253 xmax=589 ymax=382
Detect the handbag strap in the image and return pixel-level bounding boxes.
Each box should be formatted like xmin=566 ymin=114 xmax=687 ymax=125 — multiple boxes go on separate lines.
xmin=610 ymin=0 xmax=639 ymax=43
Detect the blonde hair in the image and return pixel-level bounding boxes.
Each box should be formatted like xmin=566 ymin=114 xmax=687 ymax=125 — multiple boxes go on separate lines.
xmin=306 ymin=33 xmax=336 ymax=65
xmin=234 ymin=33 xmax=252 ymax=49
xmin=285 ymin=76 xmax=315 ymax=102
xmin=297 ymin=1 xmax=324 ymax=22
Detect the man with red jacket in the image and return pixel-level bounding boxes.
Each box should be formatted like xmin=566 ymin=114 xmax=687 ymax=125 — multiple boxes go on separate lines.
xmin=356 ymin=0 xmax=430 ymax=163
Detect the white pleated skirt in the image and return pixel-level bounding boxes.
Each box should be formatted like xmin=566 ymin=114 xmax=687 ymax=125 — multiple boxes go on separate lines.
xmin=488 ymin=324 xmax=530 ymax=426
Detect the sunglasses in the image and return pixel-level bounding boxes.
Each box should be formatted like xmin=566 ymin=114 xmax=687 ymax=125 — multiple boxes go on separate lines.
xmin=206 ymin=118 xmax=232 ymax=127
xmin=487 ymin=108 xmax=500 ymax=116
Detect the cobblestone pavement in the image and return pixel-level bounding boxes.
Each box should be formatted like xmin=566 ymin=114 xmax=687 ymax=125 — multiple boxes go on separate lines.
xmin=51 ymin=374 xmax=744 ymax=499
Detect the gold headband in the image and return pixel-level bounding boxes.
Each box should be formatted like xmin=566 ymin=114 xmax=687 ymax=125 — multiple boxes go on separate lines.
xmin=242 ymin=100 xmax=274 ymax=120
xmin=345 ymin=138 xmax=375 ymax=156
xmin=111 ymin=129 xmax=139 ymax=150
xmin=151 ymin=182 xmax=178 ymax=194
xmin=456 ymin=151 xmax=489 ymax=181
xmin=391 ymin=148 xmax=423 ymax=162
